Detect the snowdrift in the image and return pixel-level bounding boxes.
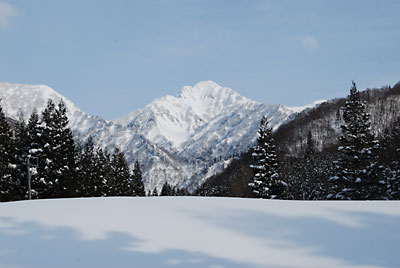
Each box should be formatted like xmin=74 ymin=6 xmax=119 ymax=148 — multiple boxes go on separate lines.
xmin=0 ymin=197 xmax=399 ymax=268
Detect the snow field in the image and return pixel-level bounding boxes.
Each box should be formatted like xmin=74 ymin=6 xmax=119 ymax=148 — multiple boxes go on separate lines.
xmin=0 ymin=197 xmax=399 ymax=268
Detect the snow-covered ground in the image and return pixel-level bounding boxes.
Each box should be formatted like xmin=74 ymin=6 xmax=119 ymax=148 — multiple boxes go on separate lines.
xmin=0 ymin=197 xmax=399 ymax=268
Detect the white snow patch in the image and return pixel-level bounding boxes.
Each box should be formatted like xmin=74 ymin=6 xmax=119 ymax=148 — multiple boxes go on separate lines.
xmin=287 ymin=100 xmax=326 ymax=113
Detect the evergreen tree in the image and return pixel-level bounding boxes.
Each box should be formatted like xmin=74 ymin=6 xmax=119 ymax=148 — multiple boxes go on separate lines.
xmin=329 ymin=82 xmax=382 ymax=200
xmin=38 ymin=99 xmax=58 ymax=198
xmin=387 ymin=149 xmax=400 ymax=199
xmin=78 ymin=136 xmax=98 ymax=197
xmin=36 ymin=99 xmax=77 ymax=198
xmin=249 ymin=116 xmax=287 ymax=198
xmin=95 ymin=147 xmax=113 ymax=197
xmin=27 ymin=110 xmax=43 ymax=199
xmin=74 ymin=141 xmax=85 ymax=197
xmin=152 ymin=187 xmax=159 ymax=196
xmin=381 ymin=118 xmax=400 ymax=199
xmin=132 ymin=160 xmax=145 ymax=196
xmin=0 ymin=102 xmax=15 ymax=202
xmin=160 ymin=181 xmax=173 ymax=196
xmin=13 ymin=117 xmax=30 ymax=200
xmin=111 ymin=148 xmax=132 ymax=196
xmin=300 ymin=131 xmax=322 ymax=200
xmin=52 ymin=100 xmax=77 ymax=197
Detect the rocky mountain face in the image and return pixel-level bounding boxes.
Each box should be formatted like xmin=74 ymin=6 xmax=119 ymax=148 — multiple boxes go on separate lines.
xmin=0 ymin=81 xmax=311 ymax=192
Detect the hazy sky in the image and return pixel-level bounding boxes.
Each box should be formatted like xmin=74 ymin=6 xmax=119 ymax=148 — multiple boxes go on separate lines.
xmin=0 ymin=0 xmax=399 ymax=119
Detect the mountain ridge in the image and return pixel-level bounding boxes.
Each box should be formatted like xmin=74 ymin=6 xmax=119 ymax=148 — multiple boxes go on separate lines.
xmin=0 ymin=81 xmax=317 ymax=192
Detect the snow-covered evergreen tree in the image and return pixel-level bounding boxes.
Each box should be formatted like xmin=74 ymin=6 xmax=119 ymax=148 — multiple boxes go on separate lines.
xmin=95 ymin=147 xmax=113 ymax=197
xmin=27 ymin=110 xmax=43 ymax=199
xmin=329 ymin=82 xmax=382 ymax=200
xmin=78 ymin=136 xmax=98 ymax=197
xmin=388 ymin=149 xmax=400 ymax=199
xmin=54 ymin=100 xmax=77 ymax=197
xmin=13 ymin=117 xmax=30 ymax=200
xmin=111 ymin=148 xmax=133 ymax=196
xmin=132 ymin=160 xmax=145 ymax=196
xmin=381 ymin=118 xmax=400 ymax=199
xmin=52 ymin=100 xmax=76 ymax=197
xmin=0 ymin=102 xmax=15 ymax=202
xmin=287 ymin=131 xmax=324 ymax=200
xmin=35 ymin=99 xmax=77 ymax=198
xmin=38 ymin=99 xmax=58 ymax=198
xmin=249 ymin=116 xmax=287 ymax=198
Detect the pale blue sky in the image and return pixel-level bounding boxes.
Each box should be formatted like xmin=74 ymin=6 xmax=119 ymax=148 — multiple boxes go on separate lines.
xmin=0 ymin=0 xmax=399 ymax=119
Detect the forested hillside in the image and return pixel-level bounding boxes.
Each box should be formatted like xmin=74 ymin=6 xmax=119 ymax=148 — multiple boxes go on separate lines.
xmin=0 ymin=100 xmax=145 ymax=202
xmin=198 ymin=82 xmax=400 ymax=199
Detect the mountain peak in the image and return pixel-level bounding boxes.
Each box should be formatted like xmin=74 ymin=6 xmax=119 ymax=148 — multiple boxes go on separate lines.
xmin=179 ymin=80 xmax=240 ymax=99
xmin=180 ymin=80 xmax=222 ymax=98
xmin=178 ymin=81 xmax=250 ymax=118
xmin=0 ymin=82 xmax=82 ymax=120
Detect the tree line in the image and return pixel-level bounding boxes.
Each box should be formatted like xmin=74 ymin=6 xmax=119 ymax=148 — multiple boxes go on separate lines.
xmin=0 ymin=99 xmax=145 ymax=202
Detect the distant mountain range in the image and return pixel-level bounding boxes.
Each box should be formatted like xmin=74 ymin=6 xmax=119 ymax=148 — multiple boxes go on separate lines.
xmin=0 ymin=81 xmax=320 ymax=192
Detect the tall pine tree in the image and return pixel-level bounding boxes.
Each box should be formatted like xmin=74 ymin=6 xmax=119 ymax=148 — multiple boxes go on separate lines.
xmin=95 ymin=147 xmax=113 ymax=197
xmin=27 ymin=110 xmax=44 ymax=199
xmin=13 ymin=116 xmax=30 ymax=200
xmin=54 ymin=100 xmax=77 ymax=197
xmin=249 ymin=116 xmax=287 ymax=198
xmin=111 ymin=148 xmax=133 ymax=196
xmin=0 ymin=101 xmax=15 ymax=202
xmin=132 ymin=160 xmax=145 ymax=196
xmin=36 ymin=99 xmax=77 ymax=198
xmin=77 ymin=136 xmax=98 ymax=197
xmin=329 ymin=82 xmax=382 ymax=200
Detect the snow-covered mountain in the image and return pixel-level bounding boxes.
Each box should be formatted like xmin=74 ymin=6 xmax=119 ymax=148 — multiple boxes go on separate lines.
xmin=0 ymin=81 xmax=319 ymax=192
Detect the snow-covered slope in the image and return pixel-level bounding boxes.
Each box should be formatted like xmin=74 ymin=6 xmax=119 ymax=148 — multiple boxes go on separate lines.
xmin=0 ymin=82 xmax=184 ymax=192
xmin=114 ymin=81 xmax=314 ymax=191
xmin=0 ymin=197 xmax=399 ymax=268
xmin=0 ymin=81 xmax=317 ymax=192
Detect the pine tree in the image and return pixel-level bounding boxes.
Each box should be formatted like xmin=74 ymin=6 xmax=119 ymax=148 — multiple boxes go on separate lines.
xmin=27 ymin=110 xmax=44 ymax=199
xmin=329 ymin=82 xmax=382 ymax=200
xmin=78 ymin=136 xmax=98 ymax=197
xmin=249 ymin=116 xmax=287 ymax=198
xmin=286 ymin=132 xmax=319 ymax=200
xmin=301 ymin=131 xmax=322 ymax=199
xmin=13 ymin=117 xmax=30 ymax=200
xmin=0 ymin=102 xmax=15 ymax=202
xmin=38 ymin=99 xmax=58 ymax=198
xmin=54 ymin=100 xmax=77 ymax=197
xmin=95 ymin=147 xmax=113 ymax=197
xmin=74 ymin=141 xmax=85 ymax=197
xmin=388 ymin=149 xmax=400 ymax=199
xmin=36 ymin=99 xmax=77 ymax=198
xmin=132 ymin=160 xmax=145 ymax=196
xmin=111 ymin=148 xmax=132 ymax=196
xmin=152 ymin=187 xmax=159 ymax=196
xmin=161 ymin=181 xmax=173 ymax=196
xmin=381 ymin=118 xmax=400 ymax=199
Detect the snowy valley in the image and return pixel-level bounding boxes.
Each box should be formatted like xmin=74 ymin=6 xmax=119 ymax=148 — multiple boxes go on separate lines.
xmin=0 ymin=81 xmax=315 ymax=192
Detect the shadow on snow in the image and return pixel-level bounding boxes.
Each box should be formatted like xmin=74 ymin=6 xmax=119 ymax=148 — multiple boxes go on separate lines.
xmin=0 ymin=217 xmax=243 ymax=268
